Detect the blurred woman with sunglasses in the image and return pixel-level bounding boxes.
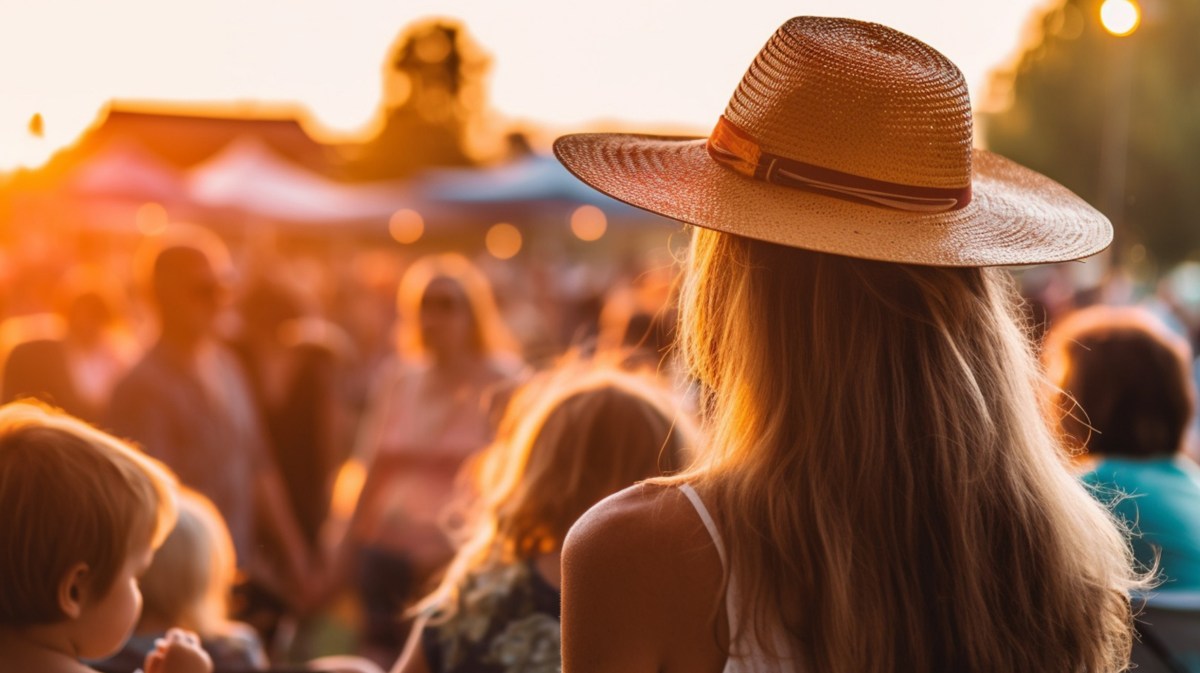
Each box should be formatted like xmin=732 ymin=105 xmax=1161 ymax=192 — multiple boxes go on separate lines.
xmin=340 ymin=253 xmax=523 ymax=663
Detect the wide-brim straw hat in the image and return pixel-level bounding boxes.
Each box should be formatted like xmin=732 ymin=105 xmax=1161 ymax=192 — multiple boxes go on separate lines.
xmin=554 ymin=17 xmax=1111 ymax=267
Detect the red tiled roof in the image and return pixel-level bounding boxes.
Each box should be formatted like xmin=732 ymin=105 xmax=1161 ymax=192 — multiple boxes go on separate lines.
xmin=75 ymin=105 xmax=339 ymax=175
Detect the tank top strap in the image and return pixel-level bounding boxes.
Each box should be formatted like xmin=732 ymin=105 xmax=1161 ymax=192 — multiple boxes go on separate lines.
xmin=679 ymin=484 xmax=800 ymax=672
xmin=679 ymin=483 xmax=728 ymax=571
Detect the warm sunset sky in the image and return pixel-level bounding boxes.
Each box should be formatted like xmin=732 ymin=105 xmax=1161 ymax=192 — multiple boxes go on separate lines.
xmin=0 ymin=0 xmax=1052 ymax=172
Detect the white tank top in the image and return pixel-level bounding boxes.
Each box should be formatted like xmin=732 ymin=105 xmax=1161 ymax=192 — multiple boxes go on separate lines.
xmin=679 ymin=484 xmax=801 ymax=672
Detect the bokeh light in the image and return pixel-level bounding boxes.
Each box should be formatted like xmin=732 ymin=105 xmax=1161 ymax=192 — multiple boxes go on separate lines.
xmin=570 ymin=205 xmax=608 ymax=242
xmin=485 ymin=222 xmax=522 ymax=259
xmin=1099 ymin=0 xmax=1140 ymax=36
xmin=388 ymin=208 xmax=424 ymax=244
xmin=135 ymin=202 xmax=169 ymax=235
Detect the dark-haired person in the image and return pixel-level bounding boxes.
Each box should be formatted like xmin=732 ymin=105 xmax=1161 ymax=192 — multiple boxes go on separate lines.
xmin=1045 ymin=305 xmax=1200 ymax=591
xmin=2 ymin=269 xmax=138 ymax=424
xmin=107 ymin=227 xmax=314 ymax=614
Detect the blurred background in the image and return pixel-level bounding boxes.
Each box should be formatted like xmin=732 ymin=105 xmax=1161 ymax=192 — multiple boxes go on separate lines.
xmin=2 ymin=0 xmax=1199 ymax=666
xmin=3 ymin=0 xmax=1198 ymax=327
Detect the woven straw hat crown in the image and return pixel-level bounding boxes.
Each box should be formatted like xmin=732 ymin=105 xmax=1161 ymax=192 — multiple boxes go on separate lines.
xmin=729 ymin=17 xmax=972 ymax=193
xmin=554 ymin=16 xmax=1112 ymax=267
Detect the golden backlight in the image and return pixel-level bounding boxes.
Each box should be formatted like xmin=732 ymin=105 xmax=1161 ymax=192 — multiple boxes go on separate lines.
xmin=0 ymin=1 xmax=1050 ymax=174
xmin=1100 ymin=0 xmax=1141 ymax=36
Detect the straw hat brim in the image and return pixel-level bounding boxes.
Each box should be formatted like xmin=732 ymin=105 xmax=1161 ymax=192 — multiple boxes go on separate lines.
xmin=554 ymin=133 xmax=1112 ymax=267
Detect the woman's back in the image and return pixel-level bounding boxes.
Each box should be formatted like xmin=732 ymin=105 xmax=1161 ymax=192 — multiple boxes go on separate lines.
xmin=565 ymin=242 xmax=1143 ymax=671
xmin=563 ymin=484 xmax=729 ymax=673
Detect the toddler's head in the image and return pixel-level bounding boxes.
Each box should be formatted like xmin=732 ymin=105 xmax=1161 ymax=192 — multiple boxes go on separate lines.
xmin=138 ymin=488 xmax=237 ymax=637
xmin=0 ymin=401 xmax=177 ymax=658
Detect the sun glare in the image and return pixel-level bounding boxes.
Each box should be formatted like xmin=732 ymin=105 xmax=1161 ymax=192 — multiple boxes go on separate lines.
xmin=0 ymin=1 xmax=1050 ymax=175
xmin=1100 ymin=0 xmax=1141 ymax=36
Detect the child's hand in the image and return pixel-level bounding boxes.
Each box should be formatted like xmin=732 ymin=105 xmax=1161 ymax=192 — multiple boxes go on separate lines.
xmin=143 ymin=628 xmax=212 ymax=673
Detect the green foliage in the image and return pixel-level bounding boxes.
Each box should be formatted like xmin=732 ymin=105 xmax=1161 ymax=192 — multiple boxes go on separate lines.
xmin=984 ymin=0 xmax=1200 ymax=267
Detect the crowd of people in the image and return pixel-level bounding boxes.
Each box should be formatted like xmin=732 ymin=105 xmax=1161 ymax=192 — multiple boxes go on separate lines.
xmin=3 ymin=15 xmax=1200 ymax=673
xmin=0 ymin=218 xmax=680 ymax=672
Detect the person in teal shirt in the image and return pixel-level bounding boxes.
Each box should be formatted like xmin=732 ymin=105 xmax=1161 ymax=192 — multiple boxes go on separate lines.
xmin=1044 ymin=305 xmax=1200 ymax=591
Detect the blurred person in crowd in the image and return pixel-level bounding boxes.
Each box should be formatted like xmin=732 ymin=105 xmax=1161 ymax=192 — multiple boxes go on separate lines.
xmin=105 ymin=226 xmax=314 ymax=619
xmin=391 ymin=365 xmax=692 ymax=673
xmin=230 ymin=274 xmax=342 ymax=553
xmin=337 ymin=253 xmax=523 ymax=663
xmin=474 ymin=258 xmax=557 ymax=367
xmin=1044 ymin=305 xmax=1200 ymax=591
xmin=228 ymin=273 xmax=349 ymax=656
xmin=0 ymin=401 xmax=211 ymax=673
xmin=554 ymin=17 xmax=1145 ymax=672
xmin=1150 ymin=262 xmax=1200 ymax=353
xmin=2 ymin=268 xmax=138 ymax=423
xmin=330 ymin=251 xmax=405 ymax=420
xmin=96 ymin=489 xmax=268 ymax=672
xmin=595 ymin=266 xmax=676 ymax=373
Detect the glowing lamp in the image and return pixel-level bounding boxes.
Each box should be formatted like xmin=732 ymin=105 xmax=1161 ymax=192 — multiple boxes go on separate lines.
xmin=1100 ymin=0 xmax=1140 ymax=37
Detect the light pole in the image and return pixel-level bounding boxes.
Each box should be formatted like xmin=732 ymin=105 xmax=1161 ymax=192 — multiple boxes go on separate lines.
xmin=1097 ymin=0 xmax=1141 ymax=269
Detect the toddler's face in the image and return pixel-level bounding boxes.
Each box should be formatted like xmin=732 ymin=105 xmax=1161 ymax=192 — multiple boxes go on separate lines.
xmin=76 ymin=542 xmax=155 ymax=659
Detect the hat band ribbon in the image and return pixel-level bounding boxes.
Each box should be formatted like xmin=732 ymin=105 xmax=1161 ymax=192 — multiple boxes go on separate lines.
xmin=707 ymin=116 xmax=972 ymax=213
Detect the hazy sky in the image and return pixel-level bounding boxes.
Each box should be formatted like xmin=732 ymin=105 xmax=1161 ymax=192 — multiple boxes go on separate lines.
xmin=0 ymin=0 xmax=1051 ymax=172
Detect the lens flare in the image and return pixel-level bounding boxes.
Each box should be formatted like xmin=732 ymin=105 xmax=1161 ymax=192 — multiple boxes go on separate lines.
xmin=1100 ymin=0 xmax=1140 ymax=36
xmin=485 ymin=223 xmax=522 ymax=259
xmin=135 ymin=202 xmax=169 ymax=235
xmin=389 ymin=208 xmax=424 ymax=244
xmin=570 ymin=205 xmax=608 ymax=242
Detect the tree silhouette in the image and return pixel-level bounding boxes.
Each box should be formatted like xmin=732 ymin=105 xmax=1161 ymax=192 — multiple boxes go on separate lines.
xmin=984 ymin=0 xmax=1200 ymax=268
xmin=353 ymin=18 xmax=492 ymax=179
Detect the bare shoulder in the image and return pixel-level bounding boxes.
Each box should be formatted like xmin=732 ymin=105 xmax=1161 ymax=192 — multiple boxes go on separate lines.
xmin=561 ymin=482 xmax=727 ymax=673
xmin=566 ymin=482 xmax=706 ymax=557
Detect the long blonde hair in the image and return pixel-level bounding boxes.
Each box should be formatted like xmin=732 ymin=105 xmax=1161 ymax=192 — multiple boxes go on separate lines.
xmin=666 ymin=228 xmax=1145 ymax=671
xmin=418 ymin=365 xmax=692 ymax=618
